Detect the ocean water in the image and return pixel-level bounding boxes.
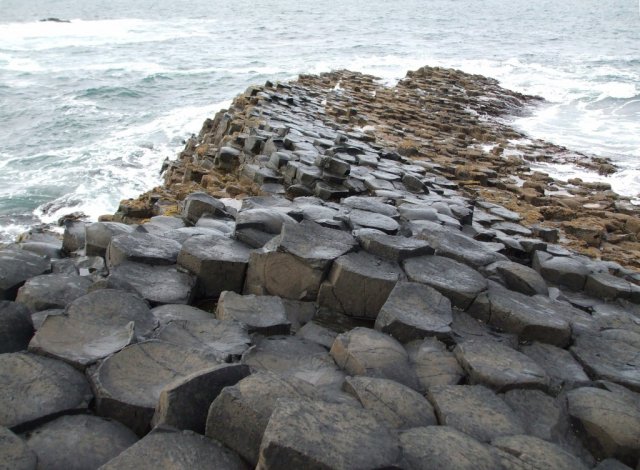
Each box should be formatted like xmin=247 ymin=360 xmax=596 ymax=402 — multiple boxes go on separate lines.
xmin=1 ymin=0 xmax=639 ymax=242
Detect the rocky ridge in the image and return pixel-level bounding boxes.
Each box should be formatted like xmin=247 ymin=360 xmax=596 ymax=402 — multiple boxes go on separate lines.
xmin=1 ymin=66 xmax=640 ymax=469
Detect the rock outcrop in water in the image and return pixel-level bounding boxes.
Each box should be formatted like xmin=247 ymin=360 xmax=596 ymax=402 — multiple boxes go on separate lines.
xmin=2 ymin=66 xmax=640 ymax=469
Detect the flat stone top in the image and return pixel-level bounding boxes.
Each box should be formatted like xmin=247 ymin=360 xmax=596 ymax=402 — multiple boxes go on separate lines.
xmin=333 ymin=251 xmax=404 ymax=281
xmin=91 ymin=340 xmax=219 ymax=408
xmin=0 ymin=248 xmax=50 ymax=290
xmin=0 ymin=352 xmax=91 ymax=429
xmin=342 ymin=196 xmax=399 ymax=218
xmin=277 ymin=220 xmax=357 ymax=261
xmin=109 ymin=232 xmax=182 ymax=259
xmin=179 ymin=235 xmax=252 ymax=263
xmin=403 ymin=255 xmax=487 ymax=294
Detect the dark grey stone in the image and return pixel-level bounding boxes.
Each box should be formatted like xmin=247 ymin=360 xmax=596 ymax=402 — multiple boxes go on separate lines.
xmin=15 ymin=274 xmax=92 ymax=312
xmin=0 ymin=249 xmax=50 ymax=301
xmin=0 ymin=301 xmax=33 ymax=353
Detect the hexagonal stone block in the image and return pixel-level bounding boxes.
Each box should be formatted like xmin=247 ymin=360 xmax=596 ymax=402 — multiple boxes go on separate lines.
xmin=0 ymin=426 xmax=36 ymax=470
xmin=403 ymin=255 xmax=487 ymax=310
xmin=356 ymin=229 xmax=434 ymax=262
xmin=15 ymin=274 xmax=92 ymax=312
xmin=400 ymin=426 xmax=501 ymax=470
xmin=406 ymin=337 xmax=465 ymax=390
xmin=0 ymin=249 xmax=50 ymax=301
xmin=182 ymin=192 xmax=228 ymax=224
xmin=486 ymin=260 xmax=548 ymax=296
xmin=107 ymin=232 xmax=182 ymax=267
xmin=521 ymin=342 xmax=589 ymax=392
xmin=317 ymin=251 xmax=403 ymax=319
xmin=533 ymin=253 xmax=591 ymax=291
xmin=0 ymin=353 xmax=91 ymax=430
xmin=100 ymin=428 xmax=247 ymax=470
xmin=375 ymin=281 xmax=452 ymax=342
xmin=177 ymin=234 xmax=252 ymax=299
xmin=0 ymin=301 xmax=33 ymax=353
xmin=216 ymin=291 xmax=290 ymax=335
xmin=330 ymin=327 xmax=419 ymax=390
xmin=29 ymin=289 xmax=157 ymax=369
xmin=491 ymin=435 xmax=589 ymax=470
xmin=258 ymin=399 xmax=401 ymax=470
xmin=90 ymin=340 xmax=219 ymax=435
xmin=453 ymin=340 xmax=549 ymax=391
xmin=427 ymin=385 xmax=525 ymax=443
xmin=85 ymin=222 xmax=135 ymax=258
xmin=23 ymin=415 xmax=138 ymax=469
xmin=585 ymin=272 xmax=640 ymax=302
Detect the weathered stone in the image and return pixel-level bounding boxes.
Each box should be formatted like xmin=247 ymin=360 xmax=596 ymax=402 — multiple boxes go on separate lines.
xmin=258 ymin=399 xmax=401 ymax=470
xmin=533 ymin=253 xmax=591 ymax=290
xmin=108 ymin=262 xmax=196 ymax=305
xmin=85 ymin=222 xmax=135 ymax=257
xmin=107 ymin=232 xmax=181 ymax=267
xmin=567 ymin=386 xmax=640 ymax=465
xmin=406 ymin=337 xmax=464 ymax=390
xmin=177 ymin=234 xmax=252 ymax=298
xmin=502 ymin=389 xmax=564 ymax=441
xmin=521 ymin=342 xmax=589 ymax=391
xmin=374 ymin=281 xmax=452 ymax=342
xmin=244 ymin=220 xmax=356 ymax=300
xmin=317 ymin=251 xmax=403 ymax=319
xmin=90 ymin=340 xmax=219 ymax=436
xmin=487 ymin=260 xmax=548 ymax=296
xmin=235 ymin=208 xmax=297 ymax=234
xmin=492 ymin=221 xmax=533 ymax=236
xmin=182 ymin=192 xmax=227 ymax=224
xmin=403 ymin=255 xmax=487 ymax=310
xmin=205 ymin=372 xmax=320 ymax=465
xmin=399 ymin=426 xmax=501 ymax=470
xmin=341 ymin=208 xmax=400 ymax=234
xmin=15 ymin=274 xmax=91 ymax=312
xmin=343 ymin=376 xmax=436 ymax=429
xmin=151 ymin=304 xmax=214 ymax=325
xmin=0 ymin=249 xmax=50 ymax=301
xmin=0 ymin=426 xmax=36 ymax=470
xmin=216 ymin=291 xmax=290 ymax=335
xmin=0 ymin=352 xmax=91 ymax=430
xmin=0 ymin=301 xmax=33 ymax=353
xmin=29 ymin=289 xmax=157 ymax=369
xmin=342 ymin=196 xmax=399 ymax=218
xmin=356 ymin=229 xmax=434 ymax=261
xmin=594 ymin=459 xmax=635 ymax=470
xmin=282 ymin=298 xmax=316 ymax=332
xmin=100 ymin=427 xmax=248 ymax=470
xmin=454 ymin=340 xmax=549 ymax=391
xmin=417 ymin=227 xmax=507 ymax=268
xmin=427 ymin=384 xmax=525 ymax=442
xmin=23 ymin=415 xmax=138 ymax=470
xmin=296 ymin=321 xmax=337 ymax=349
xmin=491 ymin=434 xmax=589 ymax=470
xmin=477 ymin=283 xmax=571 ymax=347
xmin=153 ymin=317 xmax=250 ymax=362
xmin=585 ymin=272 xmax=640 ymax=302
xmin=61 ymin=220 xmax=86 ymax=254
xmin=571 ymin=333 xmax=640 ymax=392
xmin=152 ymin=364 xmax=250 ymax=433
xmin=330 ymin=327 xmax=419 ymax=390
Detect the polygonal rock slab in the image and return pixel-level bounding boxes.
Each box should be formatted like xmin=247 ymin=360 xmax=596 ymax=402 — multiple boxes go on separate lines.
xmin=375 ymin=281 xmax=452 ymax=342
xmin=501 ymin=389 xmax=565 ymax=442
xmin=216 ymin=291 xmax=290 ymax=335
xmin=427 ymin=384 xmax=525 ymax=442
xmin=478 ymin=283 xmax=571 ymax=347
xmin=342 ymin=196 xmax=399 ymax=218
xmin=571 ymin=333 xmax=640 ymax=392
xmin=533 ymin=253 xmax=590 ymax=291
xmin=177 ymin=234 xmax=253 ymax=299
xmin=182 ymin=192 xmax=228 ymax=224
xmin=15 ymin=274 xmax=92 ymax=312
xmin=235 ymin=208 xmax=297 ymax=234
xmin=244 ymin=220 xmax=357 ymax=300
xmin=0 ymin=353 xmax=91 ymax=430
xmin=453 ymin=340 xmax=549 ymax=392
xmin=154 ymin=318 xmax=250 ymax=362
xmin=108 ymin=262 xmax=196 ymax=306
xmin=90 ymin=340 xmax=219 ymax=435
xmin=296 ymin=321 xmax=337 ymax=349
xmin=206 ymin=372 xmax=320 ymax=465
xmin=241 ymin=336 xmax=342 ymax=390
xmin=403 ymin=255 xmax=487 ymax=310
xmin=584 ymin=272 xmax=640 ymax=302
xmin=258 ymin=399 xmax=401 ymax=470
xmin=0 ymin=301 xmax=33 ymax=353
xmin=399 ymin=426 xmax=501 ymax=470
xmin=317 ymin=251 xmax=403 ymax=319
xmin=330 ymin=327 xmax=419 ymax=390
xmin=491 ymin=434 xmax=589 ymax=470
xmin=417 ymin=227 xmax=507 ymax=268
xmin=567 ymin=386 xmax=640 ymax=466
xmin=0 ymin=249 xmax=50 ymax=301
xmin=521 ymin=342 xmax=589 ymax=392
xmin=85 ymin=222 xmax=135 ymax=258
xmin=356 ymin=229 xmax=434 ymax=262
xmin=406 ymin=338 xmax=465 ymax=390
xmin=29 ymin=289 xmax=157 ymax=369
xmin=152 ymin=364 xmax=250 ymax=433
xmin=488 ymin=260 xmax=548 ymax=296
xmin=151 ymin=304 xmax=214 ymax=325
xmin=23 ymin=415 xmax=138 ymax=470
xmin=107 ymin=233 xmax=182 ymax=267
xmin=100 ymin=427 xmax=248 ymax=470
xmin=343 ymin=376 xmax=436 ymax=429
xmin=342 ymin=208 xmax=400 ymax=234
xmin=0 ymin=426 xmax=37 ymax=470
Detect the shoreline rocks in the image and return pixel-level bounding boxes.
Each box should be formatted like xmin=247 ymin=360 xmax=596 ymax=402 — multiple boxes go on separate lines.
xmin=1 ymin=65 xmax=640 ymax=469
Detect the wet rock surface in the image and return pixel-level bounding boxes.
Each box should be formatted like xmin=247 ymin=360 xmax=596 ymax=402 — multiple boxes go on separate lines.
xmin=3 ymin=65 xmax=640 ymax=468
